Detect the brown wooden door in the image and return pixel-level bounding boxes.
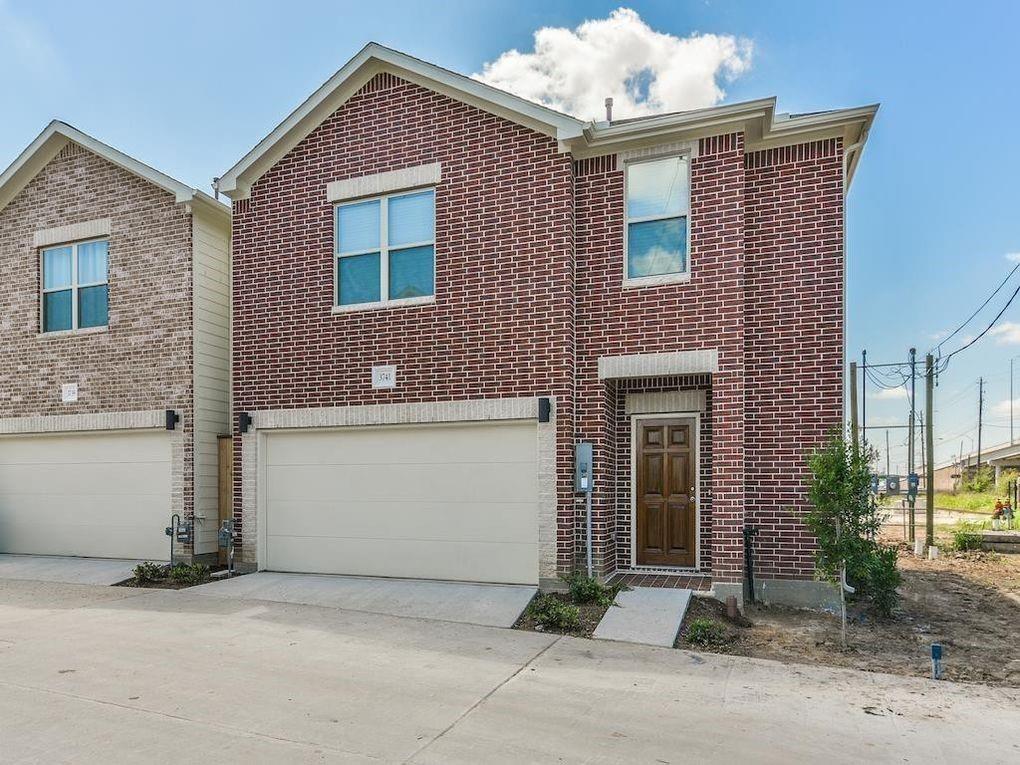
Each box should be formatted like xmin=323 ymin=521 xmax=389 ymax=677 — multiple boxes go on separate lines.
xmin=217 ymin=435 xmax=233 ymax=565
xmin=635 ymin=418 xmax=696 ymax=567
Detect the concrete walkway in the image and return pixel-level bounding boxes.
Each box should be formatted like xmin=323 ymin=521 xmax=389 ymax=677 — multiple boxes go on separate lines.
xmin=0 ymin=554 xmax=142 ymax=586
xmin=0 ymin=578 xmax=1017 ymax=763
xmin=593 ymin=586 xmax=692 ymax=647
xmin=192 ymin=571 xmax=536 ymax=628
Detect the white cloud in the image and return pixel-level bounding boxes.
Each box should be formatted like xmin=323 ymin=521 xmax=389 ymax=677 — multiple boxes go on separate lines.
xmin=928 ymin=329 xmax=948 ymax=341
xmin=473 ymin=7 xmax=752 ymax=121
xmin=1005 ymin=252 xmax=1020 ymax=263
xmin=993 ymin=398 xmax=1020 ymax=417
xmin=989 ymin=322 xmax=1020 ymax=345
xmin=869 ymin=387 xmax=908 ymax=400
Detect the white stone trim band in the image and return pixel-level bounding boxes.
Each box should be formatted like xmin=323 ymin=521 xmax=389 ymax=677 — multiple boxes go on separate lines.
xmin=625 ymin=390 xmax=707 ymax=415
xmin=598 ymin=349 xmax=719 ymax=380
xmin=33 ymin=218 xmax=112 ymax=248
xmin=250 ymin=396 xmax=539 ymax=430
xmin=326 ymin=162 xmax=441 ymax=203
xmin=0 ymin=409 xmax=166 ymax=435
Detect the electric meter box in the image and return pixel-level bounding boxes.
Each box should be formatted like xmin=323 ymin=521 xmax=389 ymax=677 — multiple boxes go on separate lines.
xmin=575 ymin=442 xmax=593 ymax=493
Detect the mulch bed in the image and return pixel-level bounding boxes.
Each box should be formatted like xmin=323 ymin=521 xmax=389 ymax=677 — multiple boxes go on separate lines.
xmin=675 ymin=549 xmax=1020 ymax=686
xmin=513 ymin=592 xmax=613 ymax=638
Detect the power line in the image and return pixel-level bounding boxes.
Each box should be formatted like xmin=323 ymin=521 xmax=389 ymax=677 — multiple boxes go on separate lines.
xmin=939 ymin=278 xmax=1020 ymax=369
xmin=933 ymin=262 xmax=1020 ymax=354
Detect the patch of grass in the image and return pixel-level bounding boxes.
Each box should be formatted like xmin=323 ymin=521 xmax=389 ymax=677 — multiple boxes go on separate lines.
xmin=562 ymin=571 xmax=622 ymax=607
xmin=166 ymin=563 xmax=209 ymax=586
xmin=684 ymin=617 xmax=730 ymax=649
xmin=952 ymin=522 xmax=984 ymax=552
xmin=933 ymin=492 xmax=999 ymax=513
xmin=527 ymin=594 xmax=581 ymax=632
xmin=132 ymin=561 xmax=168 ymax=584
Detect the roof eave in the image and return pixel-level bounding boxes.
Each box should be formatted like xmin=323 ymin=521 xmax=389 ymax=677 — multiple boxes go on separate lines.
xmin=217 ymin=42 xmax=585 ymax=200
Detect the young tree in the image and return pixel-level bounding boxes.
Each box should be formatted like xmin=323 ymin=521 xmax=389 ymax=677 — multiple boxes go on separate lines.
xmin=805 ymin=431 xmax=900 ymax=640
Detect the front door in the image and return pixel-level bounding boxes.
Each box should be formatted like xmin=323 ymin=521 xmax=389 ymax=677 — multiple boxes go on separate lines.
xmin=635 ymin=418 xmax=696 ymax=567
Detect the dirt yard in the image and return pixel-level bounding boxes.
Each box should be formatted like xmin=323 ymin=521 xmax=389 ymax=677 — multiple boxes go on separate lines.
xmin=678 ymin=547 xmax=1020 ymax=686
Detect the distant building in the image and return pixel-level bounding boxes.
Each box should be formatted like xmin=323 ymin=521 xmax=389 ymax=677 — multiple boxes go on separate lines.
xmin=933 ymin=441 xmax=1020 ymax=492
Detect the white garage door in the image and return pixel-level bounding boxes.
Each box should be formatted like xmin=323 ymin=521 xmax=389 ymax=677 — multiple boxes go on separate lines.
xmin=0 ymin=430 xmax=172 ymax=560
xmin=265 ymin=421 xmax=539 ymax=584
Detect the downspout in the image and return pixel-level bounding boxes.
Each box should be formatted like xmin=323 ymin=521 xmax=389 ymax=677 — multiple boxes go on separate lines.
xmin=842 ymin=138 xmax=865 ymax=432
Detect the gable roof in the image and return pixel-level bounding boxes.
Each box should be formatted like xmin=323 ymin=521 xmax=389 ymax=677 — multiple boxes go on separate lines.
xmin=216 ymin=42 xmax=586 ymax=200
xmin=0 ymin=120 xmax=229 ymax=222
xmin=218 ymin=42 xmax=878 ymax=200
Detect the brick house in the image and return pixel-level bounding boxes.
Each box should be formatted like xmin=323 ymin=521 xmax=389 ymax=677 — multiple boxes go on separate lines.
xmin=217 ymin=44 xmax=876 ymax=607
xmin=0 ymin=121 xmax=231 ymax=563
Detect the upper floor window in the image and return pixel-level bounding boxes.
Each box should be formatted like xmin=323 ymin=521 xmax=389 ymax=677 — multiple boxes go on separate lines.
xmin=41 ymin=239 xmax=109 ymax=332
xmin=335 ymin=189 xmax=435 ymax=308
xmin=625 ymin=155 xmax=689 ymax=283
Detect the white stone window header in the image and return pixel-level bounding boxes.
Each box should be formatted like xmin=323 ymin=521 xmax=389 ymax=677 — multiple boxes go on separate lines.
xmin=327 ymin=163 xmax=441 ymax=203
xmin=33 ymin=218 xmax=112 ymax=248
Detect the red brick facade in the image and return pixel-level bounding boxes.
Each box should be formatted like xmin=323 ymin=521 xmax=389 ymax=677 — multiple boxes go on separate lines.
xmin=231 ymin=73 xmax=846 ymax=589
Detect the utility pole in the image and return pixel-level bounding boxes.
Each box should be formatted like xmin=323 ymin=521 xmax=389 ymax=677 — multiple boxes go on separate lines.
xmin=977 ymin=377 xmax=984 ymax=468
xmin=849 ymin=362 xmax=859 ymax=451
xmin=925 ymin=353 xmax=935 ymax=548
xmin=861 ymin=349 xmax=867 ymax=443
xmin=1012 ymin=357 xmax=1015 ymax=444
xmin=885 ymin=429 xmax=891 ymax=476
xmin=908 ymin=347 xmax=916 ymax=542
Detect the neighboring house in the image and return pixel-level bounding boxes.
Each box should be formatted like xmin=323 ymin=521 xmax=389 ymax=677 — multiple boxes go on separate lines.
xmin=0 ymin=122 xmax=231 ymax=563
xmin=217 ymin=43 xmax=876 ymax=607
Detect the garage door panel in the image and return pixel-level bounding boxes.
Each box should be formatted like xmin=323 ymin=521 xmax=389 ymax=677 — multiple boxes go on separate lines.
xmin=266 ymin=536 xmax=539 ymax=585
xmin=0 ymin=433 xmax=171 ymax=464
xmin=0 ymin=462 xmax=171 ymax=497
xmin=265 ymin=421 xmax=540 ymax=584
xmin=267 ymin=422 xmax=536 ymax=466
xmin=267 ymin=499 xmax=538 ymax=543
xmin=0 ymin=431 xmax=171 ymax=560
xmin=267 ymin=462 xmax=537 ymax=504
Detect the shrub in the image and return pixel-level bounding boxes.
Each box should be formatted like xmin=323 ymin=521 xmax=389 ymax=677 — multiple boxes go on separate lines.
xmin=528 ymin=594 xmax=581 ymax=632
xmin=953 ymin=523 xmax=984 ymax=552
xmin=685 ymin=618 xmax=729 ymax=648
xmin=859 ymin=546 xmax=900 ymax=617
xmin=563 ymin=571 xmax=620 ymax=607
xmin=167 ymin=563 xmax=209 ymax=586
xmin=805 ymin=431 xmax=900 ymax=616
xmin=963 ymin=465 xmax=995 ymax=493
xmin=133 ymin=561 xmax=167 ymax=584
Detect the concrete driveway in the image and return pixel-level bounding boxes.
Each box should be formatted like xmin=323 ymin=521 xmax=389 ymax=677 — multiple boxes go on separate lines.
xmin=193 ymin=571 xmax=537 ymax=628
xmin=0 ymin=554 xmax=142 ymax=585
xmin=0 ymin=579 xmax=1017 ymax=764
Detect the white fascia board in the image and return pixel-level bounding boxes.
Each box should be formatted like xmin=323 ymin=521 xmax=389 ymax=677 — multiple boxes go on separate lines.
xmin=217 ymin=42 xmax=585 ymax=200
xmin=0 ymin=120 xmax=223 ymax=216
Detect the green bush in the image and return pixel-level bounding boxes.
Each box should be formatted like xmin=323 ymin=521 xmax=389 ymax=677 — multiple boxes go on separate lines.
xmin=133 ymin=561 xmax=167 ymax=584
xmin=859 ymin=546 xmax=900 ymax=617
xmin=805 ymin=431 xmax=901 ymax=616
xmin=685 ymin=618 xmax=729 ymax=648
xmin=963 ymin=465 xmax=995 ymax=493
xmin=528 ymin=594 xmax=581 ymax=632
xmin=953 ymin=523 xmax=984 ymax=552
xmin=167 ymin=563 xmax=209 ymax=586
xmin=562 ymin=571 xmax=621 ymax=607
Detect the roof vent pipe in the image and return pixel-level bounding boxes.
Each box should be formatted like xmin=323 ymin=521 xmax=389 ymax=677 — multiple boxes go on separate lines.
xmin=604 ymin=97 xmax=613 ymax=123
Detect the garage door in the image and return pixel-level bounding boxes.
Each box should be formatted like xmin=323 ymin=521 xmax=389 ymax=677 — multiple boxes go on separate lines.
xmin=265 ymin=421 xmax=539 ymax=584
xmin=0 ymin=430 xmax=172 ymax=560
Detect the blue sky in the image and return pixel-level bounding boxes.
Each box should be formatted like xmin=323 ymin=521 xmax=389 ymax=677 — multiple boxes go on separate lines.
xmin=2 ymin=0 xmax=1018 ymax=471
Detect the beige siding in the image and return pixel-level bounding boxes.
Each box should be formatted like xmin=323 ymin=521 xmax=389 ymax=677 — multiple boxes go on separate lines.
xmin=191 ymin=207 xmax=231 ymax=555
